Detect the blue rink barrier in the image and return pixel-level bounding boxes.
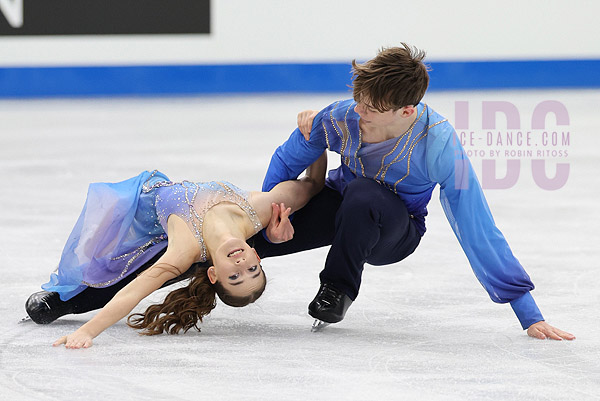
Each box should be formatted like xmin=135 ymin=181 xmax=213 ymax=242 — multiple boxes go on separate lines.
xmin=0 ymin=59 xmax=599 ymax=98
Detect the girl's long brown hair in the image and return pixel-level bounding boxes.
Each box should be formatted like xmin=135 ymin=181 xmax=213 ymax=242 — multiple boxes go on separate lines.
xmin=127 ymin=264 xmax=266 ymax=336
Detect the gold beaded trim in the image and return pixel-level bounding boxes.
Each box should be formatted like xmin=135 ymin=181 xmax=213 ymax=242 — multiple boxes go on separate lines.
xmin=391 ymin=118 xmax=448 ymax=192
xmin=373 ymin=105 xmax=427 ymax=180
xmin=342 ymin=104 xmax=353 ymax=161
xmin=329 ymin=102 xmax=347 ymax=154
xmin=356 ymin=126 xmax=365 ymax=177
xmin=380 ymin=125 xmax=426 ymax=182
xmin=323 ymin=121 xmax=331 ymax=150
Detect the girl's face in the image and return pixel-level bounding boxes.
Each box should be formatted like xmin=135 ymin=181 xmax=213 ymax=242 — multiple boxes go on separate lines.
xmin=207 ymin=238 xmax=264 ymax=297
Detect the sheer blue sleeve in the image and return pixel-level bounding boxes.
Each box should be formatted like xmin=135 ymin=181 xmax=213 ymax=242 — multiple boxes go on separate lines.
xmin=427 ymin=127 xmax=544 ymax=329
xmin=262 ymin=110 xmax=328 ymax=192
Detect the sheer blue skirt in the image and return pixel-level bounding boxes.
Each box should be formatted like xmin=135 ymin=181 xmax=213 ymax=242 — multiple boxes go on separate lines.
xmin=42 ymin=171 xmax=169 ymax=301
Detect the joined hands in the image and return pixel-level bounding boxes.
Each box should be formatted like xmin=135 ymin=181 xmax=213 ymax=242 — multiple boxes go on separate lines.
xmin=266 ymin=202 xmax=294 ymax=244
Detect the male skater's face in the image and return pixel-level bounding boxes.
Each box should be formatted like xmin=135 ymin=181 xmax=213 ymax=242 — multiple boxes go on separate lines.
xmin=354 ymin=99 xmax=416 ymax=128
xmin=354 ymin=100 xmax=397 ymax=126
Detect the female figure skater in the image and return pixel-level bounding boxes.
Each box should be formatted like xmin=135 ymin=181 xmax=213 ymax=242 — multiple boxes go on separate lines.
xmin=26 ymin=153 xmax=326 ymax=349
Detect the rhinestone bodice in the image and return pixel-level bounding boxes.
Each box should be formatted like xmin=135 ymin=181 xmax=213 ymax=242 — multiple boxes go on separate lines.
xmin=143 ymin=171 xmax=263 ymax=262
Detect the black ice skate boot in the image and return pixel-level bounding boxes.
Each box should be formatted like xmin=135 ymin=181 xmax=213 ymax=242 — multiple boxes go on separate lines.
xmin=308 ymin=283 xmax=353 ymax=325
xmin=25 ymin=291 xmax=73 ymax=324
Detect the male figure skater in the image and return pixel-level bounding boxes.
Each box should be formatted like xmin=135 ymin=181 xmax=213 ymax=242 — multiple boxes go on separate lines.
xmin=251 ymin=43 xmax=574 ymax=340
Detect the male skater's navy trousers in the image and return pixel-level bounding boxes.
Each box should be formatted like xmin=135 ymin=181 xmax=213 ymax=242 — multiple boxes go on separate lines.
xmin=62 ymin=177 xmax=421 ymax=312
xmin=252 ymin=177 xmax=421 ymax=300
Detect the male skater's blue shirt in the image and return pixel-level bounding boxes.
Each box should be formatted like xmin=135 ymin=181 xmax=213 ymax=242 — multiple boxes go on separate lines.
xmin=262 ymin=99 xmax=543 ymax=330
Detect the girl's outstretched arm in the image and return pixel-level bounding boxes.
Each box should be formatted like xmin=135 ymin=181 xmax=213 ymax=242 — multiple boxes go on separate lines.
xmin=53 ymin=215 xmax=200 ymax=349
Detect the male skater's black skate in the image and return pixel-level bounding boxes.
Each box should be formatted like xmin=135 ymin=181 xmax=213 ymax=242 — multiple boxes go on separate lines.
xmin=308 ymin=283 xmax=353 ymax=332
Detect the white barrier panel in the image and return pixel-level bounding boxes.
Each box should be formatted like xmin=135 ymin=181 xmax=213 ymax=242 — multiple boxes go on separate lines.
xmin=1 ymin=0 xmax=599 ymax=96
xmin=0 ymin=0 xmax=599 ymax=66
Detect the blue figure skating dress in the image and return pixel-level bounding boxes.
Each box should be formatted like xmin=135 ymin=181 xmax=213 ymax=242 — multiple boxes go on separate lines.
xmin=42 ymin=170 xmax=263 ymax=301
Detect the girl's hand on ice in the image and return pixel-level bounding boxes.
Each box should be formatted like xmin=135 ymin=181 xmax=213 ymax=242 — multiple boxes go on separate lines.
xmin=53 ymin=328 xmax=94 ymax=349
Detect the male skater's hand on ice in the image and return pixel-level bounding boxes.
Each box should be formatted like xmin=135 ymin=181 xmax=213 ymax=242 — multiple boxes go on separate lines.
xmin=266 ymin=202 xmax=294 ymax=244
xmin=53 ymin=328 xmax=94 ymax=349
xmin=297 ymin=110 xmax=319 ymax=140
xmin=527 ymin=321 xmax=575 ymax=341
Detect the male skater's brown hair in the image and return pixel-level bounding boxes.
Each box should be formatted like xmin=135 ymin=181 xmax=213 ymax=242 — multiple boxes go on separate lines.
xmin=351 ymin=43 xmax=430 ymax=112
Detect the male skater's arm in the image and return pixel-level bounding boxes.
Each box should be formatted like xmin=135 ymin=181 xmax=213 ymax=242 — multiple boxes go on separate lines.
xmin=427 ymin=125 xmax=574 ymax=340
xmin=262 ymin=110 xmax=328 ymax=192
xmin=256 ymin=151 xmax=328 ymax=243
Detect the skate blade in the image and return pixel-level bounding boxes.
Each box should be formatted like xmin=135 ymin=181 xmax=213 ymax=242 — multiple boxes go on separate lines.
xmin=311 ymin=319 xmax=330 ymax=332
xmin=19 ymin=316 xmax=32 ymax=324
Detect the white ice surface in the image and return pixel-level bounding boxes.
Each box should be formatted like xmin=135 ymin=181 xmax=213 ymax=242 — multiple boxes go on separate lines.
xmin=0 ymin=91 xmax=599 ymax=401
